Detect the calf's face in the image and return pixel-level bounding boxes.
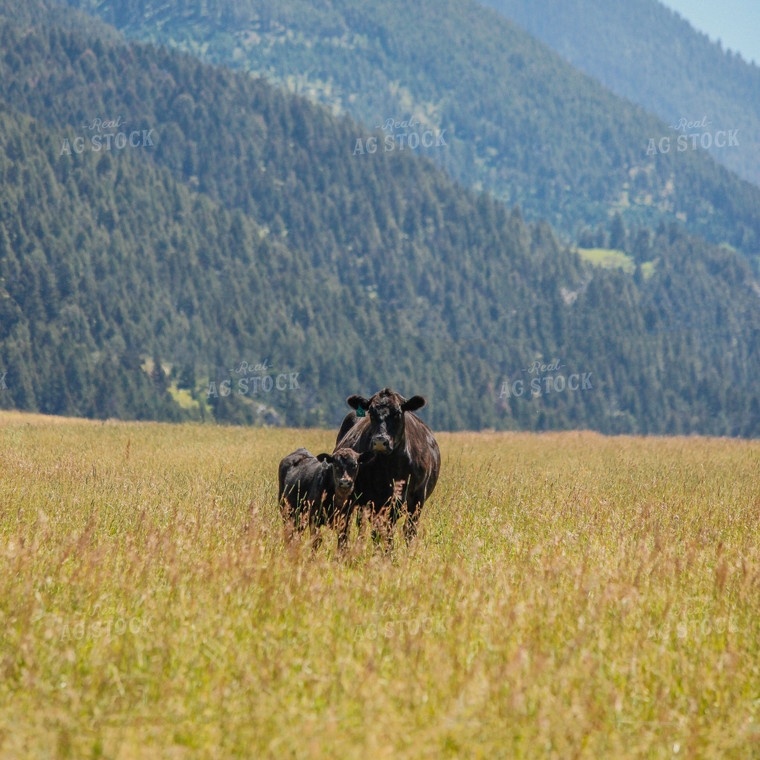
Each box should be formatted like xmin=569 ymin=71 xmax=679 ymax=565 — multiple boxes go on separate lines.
xmin=317 ymin=449 xmax=375 ymax=496
xmin=347 ymin=388 xmax=426 ymax=454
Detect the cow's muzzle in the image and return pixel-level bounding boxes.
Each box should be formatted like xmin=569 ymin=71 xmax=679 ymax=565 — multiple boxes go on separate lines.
xmin=371 ymin=437 xmax=392 ymax=453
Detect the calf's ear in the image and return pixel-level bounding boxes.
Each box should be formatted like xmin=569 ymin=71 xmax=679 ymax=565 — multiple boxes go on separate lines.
xmin=358 ymin=451 xmax=376 ymax=465
xmin=316 ymin=453 xmax=334 ymax=463
xmin=401 ymin=395 xmax=426 ymax=412
xmin=347 ymin=395 xmax=370 ymax=411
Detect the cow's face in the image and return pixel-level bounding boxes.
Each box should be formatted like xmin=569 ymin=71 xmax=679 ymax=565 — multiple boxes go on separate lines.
xmin=317 ymin=449 xmax=375 ymax=496
xmin=346 ymin=388 xmax=426 ymax=454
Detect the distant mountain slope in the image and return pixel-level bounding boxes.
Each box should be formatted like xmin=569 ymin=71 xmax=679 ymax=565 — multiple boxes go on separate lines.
xmin=478 ymin=0 xmax=760 ymax=188
xmin=58 ymin=0 xmax=760 ymax=266
xmin=1 ymin=5 xmax=760 ymax=436
xmin=0 ymin=104 xmax=335 ymax=424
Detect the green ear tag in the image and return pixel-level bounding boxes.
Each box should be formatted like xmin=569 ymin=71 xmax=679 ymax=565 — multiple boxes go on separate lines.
xmin=356 ymin=407 xmax=366 ymax=418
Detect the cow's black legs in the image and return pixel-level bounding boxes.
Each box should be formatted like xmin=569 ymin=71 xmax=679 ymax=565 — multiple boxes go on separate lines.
xmin=403 ymin=511 xmax=419 ymax=541
xmin=334 ymin=507 xmax=354 ymax=552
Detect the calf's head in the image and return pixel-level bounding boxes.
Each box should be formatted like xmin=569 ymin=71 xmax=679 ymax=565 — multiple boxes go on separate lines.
xmin=346 ymin=388 xmax=426 ymax=454
xmin=317 ymin=448 xmax=375 ymax=497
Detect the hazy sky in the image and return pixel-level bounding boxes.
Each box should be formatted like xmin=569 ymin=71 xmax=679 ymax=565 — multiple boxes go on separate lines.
xmin=659 ymin=0 xmax=760 ymax=65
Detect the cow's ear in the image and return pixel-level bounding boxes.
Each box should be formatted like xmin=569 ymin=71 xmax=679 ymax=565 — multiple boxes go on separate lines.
xmin=316 ymin=453 xmax=333 ymax=463
xmin=401 ymin=395 xmax=426 ymax=412
xmin=358 ymin=451 xmax=375 ymax=465
xmin=347 ymin=395 xmax=370 ymax=412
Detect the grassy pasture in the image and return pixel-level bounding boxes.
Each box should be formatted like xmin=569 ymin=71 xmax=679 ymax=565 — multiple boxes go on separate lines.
xmin=0 ymin=410 xmax=759 ymax=758
xmin=575 ymin=247 xmax=656 ymax=278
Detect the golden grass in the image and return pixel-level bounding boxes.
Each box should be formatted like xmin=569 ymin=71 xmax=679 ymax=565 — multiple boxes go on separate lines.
xmin=1 ymin=411 xmax=759 ymax=758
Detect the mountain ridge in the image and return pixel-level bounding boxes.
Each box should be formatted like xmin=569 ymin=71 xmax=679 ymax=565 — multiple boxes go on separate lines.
xmin=478 ymin=0 xmax=760 ymax=188
xmin=56 ymin=0 xmax=760 ymax=266
xmin=0 ymin=2 xmax=759 ymax=436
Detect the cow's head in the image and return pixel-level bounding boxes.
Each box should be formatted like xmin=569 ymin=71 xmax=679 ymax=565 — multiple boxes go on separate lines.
xmin=317 ymin=448 xmax=375 ymax=497
xmin=346 ymin=388 xmax=426 ymax=454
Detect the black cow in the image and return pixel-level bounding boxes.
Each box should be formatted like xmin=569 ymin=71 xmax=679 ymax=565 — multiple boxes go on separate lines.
xmin=334 ymin=388 xmax=441 ymax=539
xmin=278 ymin=447 xmax=374 ymax=547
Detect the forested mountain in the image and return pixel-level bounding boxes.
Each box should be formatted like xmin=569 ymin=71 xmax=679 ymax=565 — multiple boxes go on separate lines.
xmin=1 ymin=3 xmax=759 ymax=435
xmin=57 ymin=0 xmax=760 ymax=265
xmin=478 ymin=0 xmax=760 ymax=188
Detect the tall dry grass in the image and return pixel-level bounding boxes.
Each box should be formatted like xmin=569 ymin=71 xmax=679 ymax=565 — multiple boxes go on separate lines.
xmin=0 ymin=411 xmax=759 ymax=758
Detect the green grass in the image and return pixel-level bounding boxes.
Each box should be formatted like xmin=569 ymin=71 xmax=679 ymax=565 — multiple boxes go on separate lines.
xmin=1 ymin=411 xmax=759 ymax=758
xmin=576 ymin=247 xmax=656 ymax=278
xmin=168 ymin=384 xmax=203 ymax=411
